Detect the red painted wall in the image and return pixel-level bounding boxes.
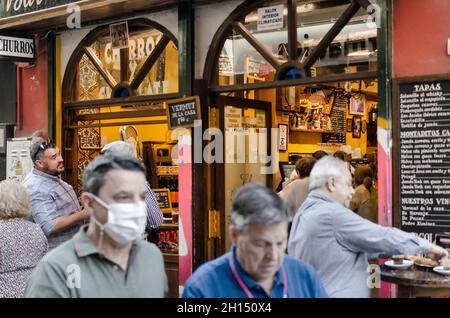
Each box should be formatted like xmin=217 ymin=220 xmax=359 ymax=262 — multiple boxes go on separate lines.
xmin=15 ymin=36 xmax=48 ymax=137
xmin=393 ymin=0 xmax=450 ymax=78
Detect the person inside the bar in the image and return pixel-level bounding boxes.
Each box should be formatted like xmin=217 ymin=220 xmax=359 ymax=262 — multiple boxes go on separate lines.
xmin=182 ymin=183 xmax=327 ymax=298
xmin=288 ymin=156 xmax=448 ymax=298
xmin=278 ymin=156 xmax=317 ymax=221
xmin=25 ymin=155 xmax=167 ymax=298
xmin=349 ymin=165 xmax=378 ymax=223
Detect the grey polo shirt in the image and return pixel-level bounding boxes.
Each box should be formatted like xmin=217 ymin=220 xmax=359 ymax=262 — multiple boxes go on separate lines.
xmin=25 ymin=225 xmax=167 ymax=298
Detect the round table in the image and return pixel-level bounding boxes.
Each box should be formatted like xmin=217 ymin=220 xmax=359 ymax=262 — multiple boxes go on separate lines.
xmin=381 ymin=264 xmax=450 ymax=297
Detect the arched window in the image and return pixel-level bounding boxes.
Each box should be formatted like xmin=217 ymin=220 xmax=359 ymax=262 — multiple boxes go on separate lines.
xmin=204 ymin=0 xmax=376 ymax=91
xmin=62 ymin=18 xmax=178 ymax=194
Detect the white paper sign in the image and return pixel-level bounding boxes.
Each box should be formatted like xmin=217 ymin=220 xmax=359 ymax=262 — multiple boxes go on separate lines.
xmin=225 ymin=106 xmax=242 ymax=129
xmin=257 ymin=5 xmax=284 ymax=31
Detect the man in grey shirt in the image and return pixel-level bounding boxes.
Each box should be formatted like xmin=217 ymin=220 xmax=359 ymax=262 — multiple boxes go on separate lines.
xmin=26 ymin=155 xmax=167 ymax=297
xmin=288 ymin=156 xmax=448 ymax=298
xmin=23 ymin=138 xmax=89 ymax=249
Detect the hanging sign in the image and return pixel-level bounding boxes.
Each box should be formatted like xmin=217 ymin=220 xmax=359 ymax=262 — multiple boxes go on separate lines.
xmin=110 ymin=21 xmax=129 ymax=50
xmin=166 ymin=96 xmax=201 ymax=129
xmin=0 ymin=33 xmax=34 ymax=61
xmin=257 ymin=4 xmax=284 ymax=31
xmin=219 ymin=54 xmax=233 ymax=75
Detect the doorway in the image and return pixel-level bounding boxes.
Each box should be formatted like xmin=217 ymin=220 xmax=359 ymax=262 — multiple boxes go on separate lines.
xmin=212 ymin=95 xmax=272 ymax=255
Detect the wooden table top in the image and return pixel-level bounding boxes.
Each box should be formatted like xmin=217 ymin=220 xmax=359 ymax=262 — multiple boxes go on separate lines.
xmin=381 ymin=264 xmax=450 ymax=288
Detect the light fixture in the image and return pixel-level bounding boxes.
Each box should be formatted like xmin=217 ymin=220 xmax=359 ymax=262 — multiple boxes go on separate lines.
xmin=347 ymin=49 xmax=371 ymax=57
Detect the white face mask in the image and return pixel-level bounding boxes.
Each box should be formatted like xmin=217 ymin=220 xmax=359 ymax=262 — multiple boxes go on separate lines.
xmin=90 ymin=195 xmax=147 ymax=246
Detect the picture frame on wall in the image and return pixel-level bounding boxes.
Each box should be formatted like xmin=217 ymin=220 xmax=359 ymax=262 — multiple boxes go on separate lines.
xmin=352 ymin=116 xmax=362 ymax=138
xmin=110 ymin=21 xmax=129 ymax=49
xmin=346 ymin=119 xmax=352 ymax=132
xmin=349 ymin=94 xmax=366 ymax=116
xmin=322 ymin=92 xmax=335 ymax=115
xmin=278 ymin=124 xmax=288 ymax=151
xmin=362 ymin=120 xmax=367 ymax=133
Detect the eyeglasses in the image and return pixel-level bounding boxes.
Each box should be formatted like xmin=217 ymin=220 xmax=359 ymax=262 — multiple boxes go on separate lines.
xmin=31 ymin=140 xmax=52 ymax=161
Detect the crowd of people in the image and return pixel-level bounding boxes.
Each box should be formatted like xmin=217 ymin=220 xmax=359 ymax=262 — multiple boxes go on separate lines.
xmin=0 ymin=135 xmax=448 ymax=298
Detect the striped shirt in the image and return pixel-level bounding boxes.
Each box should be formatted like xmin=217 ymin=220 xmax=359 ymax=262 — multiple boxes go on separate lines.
xmin=145 ymin=183 xmax=163 ymax=229
xmin=23 ymin=169 xmax=82 ymax=250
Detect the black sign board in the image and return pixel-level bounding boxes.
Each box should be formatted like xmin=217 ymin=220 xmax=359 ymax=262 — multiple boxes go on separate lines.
xmin=0 ymin=0 xmax=80 ymax=19
xmin=166 ymin=96 xmax=201 ymax=129
xmin=322 ymin=92 xmax=346 ymax=143
xmin=397 ymin=78 xmax=450 ymax=241
xmin=153 ymin=188 xmax=172 ymax=212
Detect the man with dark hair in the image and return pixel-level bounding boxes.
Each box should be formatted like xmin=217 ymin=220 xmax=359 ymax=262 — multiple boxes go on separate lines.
xmin=279 ymin=156 xmax=317 ymax=220
xmin=23 ymin=137 xmax=89 ymax=249
xmin=100 ymin=141 xmax=163 ymax=232
xmin=25 ymin=155 xmax=167 ymax=298
xmin=183 ymin=183 xmax=326 ymax=298
xmin=312 ymin=150 xmax=328 ymax=160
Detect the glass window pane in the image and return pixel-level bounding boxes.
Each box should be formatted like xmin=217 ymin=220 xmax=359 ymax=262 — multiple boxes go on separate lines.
xmin=296 ymin=1 xmax=377 ymax=75
xmin=218 ymin=0 xmax=287 ymax=86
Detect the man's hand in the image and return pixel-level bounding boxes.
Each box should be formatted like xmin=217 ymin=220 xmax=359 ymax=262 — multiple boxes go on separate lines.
xmin=428 ymin=243 xmax=449 ymax=260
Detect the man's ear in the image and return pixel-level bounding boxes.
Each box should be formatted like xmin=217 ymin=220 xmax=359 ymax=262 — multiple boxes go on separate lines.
xmin=327 ymin=177 xmax=336 ymax=192
xmin=81 ymin=193 xmax=94 ymax=212
xmin=34 ymin=159 xmax=44 ymax=170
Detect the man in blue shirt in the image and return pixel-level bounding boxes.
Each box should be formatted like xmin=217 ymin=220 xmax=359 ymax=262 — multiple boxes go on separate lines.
xmin=182 ymin=183 xmax=327 ymax=298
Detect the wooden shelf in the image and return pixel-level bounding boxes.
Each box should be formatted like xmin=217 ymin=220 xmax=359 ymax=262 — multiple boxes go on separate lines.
xmin=160 ymin=223 xmax=179 ymax=230
xmin=290 ymin=128 xmax=336 ymax=134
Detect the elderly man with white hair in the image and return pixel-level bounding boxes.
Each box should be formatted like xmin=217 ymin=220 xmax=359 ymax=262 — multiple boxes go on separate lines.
xmin=101 ymin=141 xmax=163 ymax=232
xmin=288 ymin=156 xmax=448 ymax=298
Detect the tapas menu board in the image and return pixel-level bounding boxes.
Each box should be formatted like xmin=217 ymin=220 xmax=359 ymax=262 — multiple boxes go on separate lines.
xmin=398 ymin=79 xmax=450 ymax=241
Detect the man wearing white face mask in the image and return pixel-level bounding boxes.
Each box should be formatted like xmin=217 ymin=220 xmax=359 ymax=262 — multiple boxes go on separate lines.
xmin=25 ymin=155 xmax=168 ymax=298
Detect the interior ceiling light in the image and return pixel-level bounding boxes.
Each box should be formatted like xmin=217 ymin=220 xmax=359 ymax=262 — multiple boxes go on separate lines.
xmin=347 ymin=49 xmax=370 ymax=57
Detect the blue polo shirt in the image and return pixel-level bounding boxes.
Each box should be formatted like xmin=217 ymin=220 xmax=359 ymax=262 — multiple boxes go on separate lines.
xmin=182 ymin=246 xmax=327 ymax=298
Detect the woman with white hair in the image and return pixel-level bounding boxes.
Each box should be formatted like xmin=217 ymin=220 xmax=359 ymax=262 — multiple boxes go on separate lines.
xmin=0 ymin=180 xmax=48 ymax=298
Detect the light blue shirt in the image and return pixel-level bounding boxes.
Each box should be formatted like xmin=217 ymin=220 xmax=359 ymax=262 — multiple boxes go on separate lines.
xmin=23 ymin=168 xmax=82 ymax=249
xmin=288 ymin=191 xmax=430 ymax=298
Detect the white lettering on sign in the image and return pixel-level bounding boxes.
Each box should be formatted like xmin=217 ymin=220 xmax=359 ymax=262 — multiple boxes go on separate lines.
xmin=257 ymin=5 xmax=284 ymax=31
xmin=7 ymin=0 xmax=44 ymax=13
xmin=0 ymin=35 xmax=34 ymax=59
xmin=414 ymin=83 xmax=442 ymax=92
xmin=104 ymin=34 xmax=162 ymax=65
xmin=170 ymin=102 xmax=196 ymax=125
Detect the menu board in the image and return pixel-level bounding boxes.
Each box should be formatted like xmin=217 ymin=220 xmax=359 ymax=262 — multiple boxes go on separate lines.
xmin=323 ymin=92 xmax=346 ymax=143
xmin=166 ymin=96 xmax=201 ymax=129
xmin=153 ymin=188 xmax=172 ymax=212
xmin=398 ymin=79 xmax=450 ymax=241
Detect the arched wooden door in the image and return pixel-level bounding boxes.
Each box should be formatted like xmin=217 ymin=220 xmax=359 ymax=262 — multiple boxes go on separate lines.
xmin=62 ymin=18 xmax=179 ymax=196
